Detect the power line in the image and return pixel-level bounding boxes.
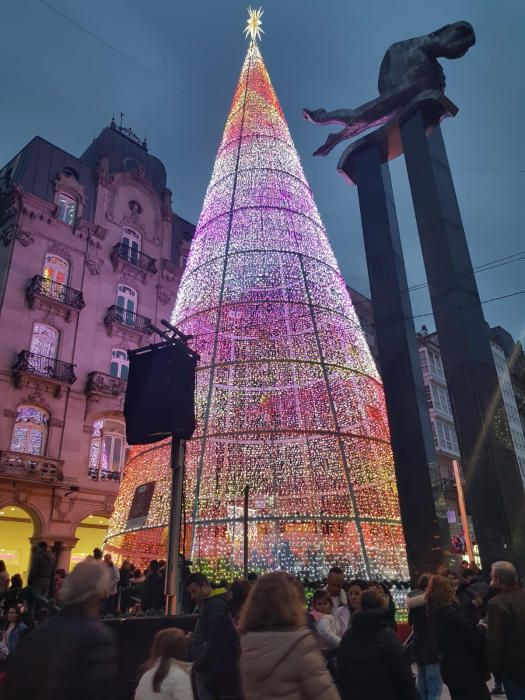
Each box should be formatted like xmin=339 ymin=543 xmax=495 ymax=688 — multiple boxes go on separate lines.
xmin=409 ymin=288 xmax=525 ymax=321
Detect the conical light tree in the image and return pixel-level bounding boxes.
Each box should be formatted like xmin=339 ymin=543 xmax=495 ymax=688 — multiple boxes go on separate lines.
xmin=106 ymin=11 xmax=408 ymax=582
xmin=170 ymin=12 xmax=408 ymax=581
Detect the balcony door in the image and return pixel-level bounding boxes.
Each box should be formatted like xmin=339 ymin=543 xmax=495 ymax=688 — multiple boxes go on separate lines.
xmin=122 ymin=228 xmax=141 ymax=265
xmin=42 ymin=253 xmax=70 ymax=302
xmin=116 ymin=285 xmax=137 ymax=326
xmin=10 ymin=405 xmax=49 ymax=456
xmin=30 ymin=323 xmax=59 ymax=360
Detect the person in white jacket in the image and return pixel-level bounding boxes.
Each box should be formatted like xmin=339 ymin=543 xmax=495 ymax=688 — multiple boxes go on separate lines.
xmin=311 ymin=589 xmax=342 ymax=649
xmin=135 ymin=628 xmax=194 ymax=700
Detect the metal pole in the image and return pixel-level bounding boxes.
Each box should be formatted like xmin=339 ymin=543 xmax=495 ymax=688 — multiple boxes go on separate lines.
xmin=452 ymin=459 xmax=474 ymax=564
xmin=243 ymin=484 xmax=249 ymax=579
xmin=165 ymin=437 xmax=185 ymax=615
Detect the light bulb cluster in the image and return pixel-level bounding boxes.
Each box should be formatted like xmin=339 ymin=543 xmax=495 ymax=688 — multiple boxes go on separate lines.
xmin=106 ymin=41 xmax=409 ymax=582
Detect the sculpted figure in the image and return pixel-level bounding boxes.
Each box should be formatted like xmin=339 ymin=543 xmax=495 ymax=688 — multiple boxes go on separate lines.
xmin=304 ymin=22 xmax=475 ymax=156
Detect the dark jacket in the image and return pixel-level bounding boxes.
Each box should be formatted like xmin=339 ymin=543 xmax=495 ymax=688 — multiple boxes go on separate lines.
xmin=191 ymin=588 xmax=228 ymax=673
xmin=407 ymin=591 xmax=439 ymax=665
xmin=207 ymin=608 xmax=242 ymax=698
xmin=27 ymin=549 xmax=54 ymax=593
xmin=433 ymin=602 xmax=489 ymax=689
xmin=487 ymin=586 xmax=525 ymax=685
xmin=2 ymin=609 xmax=118 ymax=700
xmin=336 ymin=608 xmax=418 ymax=700
xmin=140 ymin=572 xmax=165 ymax=611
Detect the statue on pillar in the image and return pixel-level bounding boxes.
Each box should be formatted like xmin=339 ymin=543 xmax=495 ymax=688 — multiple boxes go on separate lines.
xmin=304 ymin=21 xmax=475 ymax=155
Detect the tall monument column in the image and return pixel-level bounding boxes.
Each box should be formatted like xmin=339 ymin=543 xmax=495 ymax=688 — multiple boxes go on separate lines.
xmin=400 ymin=112 xmax=525 ymax=569
xmin=340 ymin=140 xmax=445 ymax=580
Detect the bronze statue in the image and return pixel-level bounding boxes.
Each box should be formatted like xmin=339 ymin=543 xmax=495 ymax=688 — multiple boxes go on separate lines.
xmin=304 ymin=21 xmax=475 ymax=156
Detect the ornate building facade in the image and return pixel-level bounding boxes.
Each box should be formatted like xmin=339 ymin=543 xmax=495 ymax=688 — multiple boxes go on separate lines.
xmin=0 ymin=121 xmax=194 ymax=577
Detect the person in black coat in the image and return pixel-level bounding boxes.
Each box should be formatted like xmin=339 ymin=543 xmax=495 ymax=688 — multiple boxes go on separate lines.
xmin=427 ymin=574 xmax=490 ymax=700
xmin=207 ymin=579 xmax=251 ymax=699
xmin=336 ymin=589 xmax=418 ymax=700
xmin=2 ymin=560 xmax=118 ymax=700
xmin=140 ymin=560 xmax=165 ymax=612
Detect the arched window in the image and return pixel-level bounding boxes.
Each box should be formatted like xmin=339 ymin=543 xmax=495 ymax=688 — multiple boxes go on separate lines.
xmin=122 ymin=227 xmax=141 ymax=265
xmin=10 ymin=405 xmax=49 ymax=455
xmin=30 ymin=323 xmax=59 ymax=359
xmin=110 ymin=348 xmax=129 ymax=380
xmin=116 ymin=284 xmax=137 ymax=326
xmin=88 ymin=418 xmax=126 ymax=480
xmin=42 ymin=253 xmax=70 ymax=301
xmin=56 ymin=193 xmax=77 ymax=226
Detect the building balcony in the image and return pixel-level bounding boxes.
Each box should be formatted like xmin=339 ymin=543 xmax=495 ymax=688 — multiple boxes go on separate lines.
xmin=26 ymin=275 xmax=85 ymax=322
xmin=104 ymin=305 xmax=154 ymax=339
xmin=86 ymin=371 xmax=127 ymax=398
xmin=110 ymin=243 xmax=157 ymax=281
xmin=88 ymin=466 xmax=121 ymax=482
xmin=0 ymin=450 xmax=64 ymax=483
xmin=12 ymin=350 xmax=76 ymax=397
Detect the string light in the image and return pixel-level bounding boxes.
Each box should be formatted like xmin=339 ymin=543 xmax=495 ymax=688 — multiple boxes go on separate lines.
xmin=106 ymin=33 xmax=409 ymax=584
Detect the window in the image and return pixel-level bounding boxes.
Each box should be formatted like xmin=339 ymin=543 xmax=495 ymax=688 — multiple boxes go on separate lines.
xmin=30 ymin=323 xmax=59 ymax=359
xmin=10 ymin=405 xmax=49 ymax=455
xmin=428 ymin=350 xmax=444 ymax=379
xmin=115 ymin=284 xmax=137 ymax=326
xmin=121 ymin=227 xmax=141 ymax=265
xmin=110 ymin=348 xmax=129 ymax=380
xmin=88 ymin=418 xmax=126 ymax=480
xmin=42 ymin=253 xmax=70 ymax=301
xmin=431 ymin=384 xmax=452 ymax=416
xmin=56 ymin=193 xmax=77 ymax=226
xmin=435 ymin=419 xmax=460 ymax=455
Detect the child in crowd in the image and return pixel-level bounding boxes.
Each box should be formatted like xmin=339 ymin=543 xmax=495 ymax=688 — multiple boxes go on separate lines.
xmin=135 ymin=628 xmax=193 ymax=700
xmin=311 ymin=589 xmax=342 ymax=649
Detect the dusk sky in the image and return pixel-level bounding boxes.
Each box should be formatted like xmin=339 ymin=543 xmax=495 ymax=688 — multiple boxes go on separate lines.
xmin=2 ymin=0 xmax=523 ymax=341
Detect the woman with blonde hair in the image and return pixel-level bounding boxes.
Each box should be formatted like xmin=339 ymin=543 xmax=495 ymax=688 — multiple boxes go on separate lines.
xmin=427 ymin=575 xmax=490 ymax=700
xmin=135 ymin=627 xmax=193 ymax=700
xmin=239 ymin=572 xmax=340 ymax=700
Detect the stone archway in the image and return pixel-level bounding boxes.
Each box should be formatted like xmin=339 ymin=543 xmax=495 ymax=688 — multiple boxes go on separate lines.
xmin=70 ymin=513 xmax=110 ymax=570
xmin=0 ymin=503 xmax=39 ymax=584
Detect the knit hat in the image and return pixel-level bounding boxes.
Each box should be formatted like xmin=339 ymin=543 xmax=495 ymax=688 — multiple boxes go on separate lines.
xmin=60 ymin=560 xmax=111 ymax=606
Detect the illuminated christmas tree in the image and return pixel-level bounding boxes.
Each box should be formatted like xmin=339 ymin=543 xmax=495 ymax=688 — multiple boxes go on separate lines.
xmin=106 ymin=10 xmax=408 ymax=581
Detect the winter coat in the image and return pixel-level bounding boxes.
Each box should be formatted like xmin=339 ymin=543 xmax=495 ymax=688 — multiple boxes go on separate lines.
xmin=487 ymin=586 xmax=525 ymax=686
xmin=334 ymin=606 xmax=351 ymax=635
xmin=336 ymin=608 xmax=418 ymax=700
xmin=191 ymin=588 xmax=228 ymax=674
xmin=2 ymin=608 xmax=118 ymax=700
xmin=407 ymin=590 xmax=439 ymax=665
xmin=134 ymin=659 xmax=193 ymax=700
xmin=311 ymin=611 xmax=341 ymax=649
xmin=141 ymin=572 xmax=165 ymax=611
xmin=1 ymin=621 xmax=27 ymax=655
xmin=28 ymin=549 xmax=54 ymax=594
xmin=106 ymin=563 xmax=120 ymax=596
xmin=433 ymin=602 xmax=489 ymax=689
xmin=206 ymin=609 xmax=243 ymax=698
xmin=240 ymin=627 xmax=341 ymax=700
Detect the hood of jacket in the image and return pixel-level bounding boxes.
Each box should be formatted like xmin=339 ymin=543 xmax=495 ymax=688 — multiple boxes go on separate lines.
xmin=351 ymin=608 xmax=391 ymax=634
xmin=241 ymin=628 xmax=311 ymax=682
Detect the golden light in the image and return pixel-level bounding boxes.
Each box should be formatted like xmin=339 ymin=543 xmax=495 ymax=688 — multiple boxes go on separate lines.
xmin=244 ymin=6 xmax=264 ymax=43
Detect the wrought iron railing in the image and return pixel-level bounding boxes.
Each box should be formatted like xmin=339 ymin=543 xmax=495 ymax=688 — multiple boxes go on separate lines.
xmin=27 ymin=275 xmax=85 ymax=310
xmin=111 ymin=243 xmax=157 ymax=274
xmin=88 ymin=466 xmax=121 ymax=482
xmin=12 ymin=350 xmax=77 ymax=384
xmin=86 ymin=371 xmax=127 ymax=397
xmin=104 ymin=306 xmax=154 ymax=335
xmin=0 ymin=451 xmax=64 ymax=483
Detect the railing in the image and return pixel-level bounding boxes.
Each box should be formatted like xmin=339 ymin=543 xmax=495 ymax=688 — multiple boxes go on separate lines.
xmin=86 ymin=371 xmax=127 ymax=397
xmin=0 ymin=451 xmax=64 ymax=483
xmin=104 ymin=306 xmax=154 ymax=335
xmin=12 ymin=350 xmax=76 ymax=384
xmin=88 ymin=466 xmax=121 ymax=482
xmin=26 ymin=275 xmax=85 ymax=310
xmin=111 ymin=243 xmax=157 ymax=274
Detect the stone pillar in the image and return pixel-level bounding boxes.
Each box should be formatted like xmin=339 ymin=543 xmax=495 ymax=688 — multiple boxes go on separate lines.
xmin=340 ymin=140 xmax=445 ymax=581
xmin=400 ymin=111 xmax=525 ymax=571
xmin=54 ymin=539 xmax=77 ymax=572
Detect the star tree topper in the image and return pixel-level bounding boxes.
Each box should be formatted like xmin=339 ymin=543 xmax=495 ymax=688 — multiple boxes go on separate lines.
xmin=244 ymin=6 xmax=264 ymax=43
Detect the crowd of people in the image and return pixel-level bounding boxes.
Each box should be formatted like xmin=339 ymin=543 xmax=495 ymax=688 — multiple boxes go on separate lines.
xmin=0 ymin=554 xmax=524 ymax=700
